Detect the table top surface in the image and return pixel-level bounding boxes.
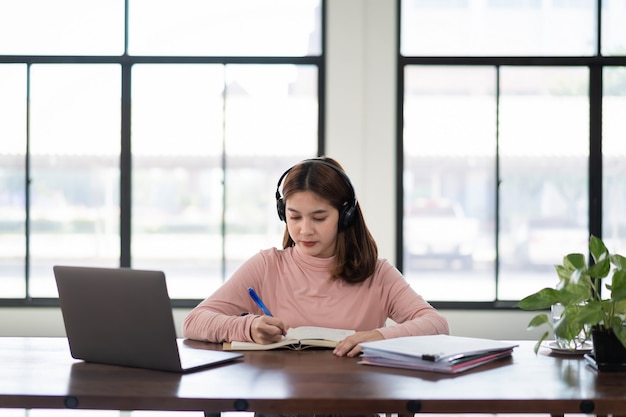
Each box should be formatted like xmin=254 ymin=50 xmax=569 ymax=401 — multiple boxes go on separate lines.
xmin=1 ymin=337 xmax=626 ymax=414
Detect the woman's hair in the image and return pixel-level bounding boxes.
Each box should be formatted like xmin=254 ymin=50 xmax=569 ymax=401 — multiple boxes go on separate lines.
xmin=280 ymin=157 xmax=378 ymax=283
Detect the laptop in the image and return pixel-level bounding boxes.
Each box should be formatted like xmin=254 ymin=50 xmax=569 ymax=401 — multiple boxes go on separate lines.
xmin=53 ymin=265 xmax=243 ymax=373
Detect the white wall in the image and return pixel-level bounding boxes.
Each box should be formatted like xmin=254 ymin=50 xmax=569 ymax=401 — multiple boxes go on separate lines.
xmin=0 ymin=307 xmax=190 ymax=338
xmin=0 ymin=306 xmax=542 ymax=341
xmin=0 ymin=0 xmax=543 ymax=342
xmin=326 ymin=0 xmax=397 ymax=261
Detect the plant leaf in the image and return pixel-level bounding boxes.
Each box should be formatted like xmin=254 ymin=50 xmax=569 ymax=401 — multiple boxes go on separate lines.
xmin=517 ymin=288 xmax=560 ymax=311
xmin=590 ymin=234 xmax=609 ymax=263
xmin=587 ymin=258 xmax=610 ymax=279
xmin=615 ymin=299 xmax=626 ymax=315
xmin=611 ymin=254 xmax=626 ymax=270
xmin=563 ymin=253 xmax=587 ymax=270
xmin=533 ymin=331 xmax=550 ymax=355
xmin=558 ymin=281 xmax=592 ymax=305
xmin=612 ymin=319 xmax=626 ymax=350
xmin=526 ymin=313 xmax=550 ymax=329
xmin=570 ymin=301 xmax=603 ymax=328
xmin=555 ymin=264 xmax=574 ymax=282
xmin=609 ymin=269 xmax=626 ymax=301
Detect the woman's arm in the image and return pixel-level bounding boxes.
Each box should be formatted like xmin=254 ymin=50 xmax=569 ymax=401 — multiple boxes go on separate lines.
xmin=182 ymin=252 xmax=269 ymax=343
xmin=332 ymin=260 xmax=449 ymax=357
xmin=376 ymin=261 xmax=450 ymax=339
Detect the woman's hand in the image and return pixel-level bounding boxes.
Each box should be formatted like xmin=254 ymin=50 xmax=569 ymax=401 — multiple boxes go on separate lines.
xmin=333 ymin=330 xmax=384 ymax=357
xmin=250 ymin=316 xmax=288 ymax=344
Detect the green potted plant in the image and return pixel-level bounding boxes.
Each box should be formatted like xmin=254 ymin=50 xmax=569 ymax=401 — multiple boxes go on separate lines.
xmin=517 ymin=235 xmax=626 ymax=364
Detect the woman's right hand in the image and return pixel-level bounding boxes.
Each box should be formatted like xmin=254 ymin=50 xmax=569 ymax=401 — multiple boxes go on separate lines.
xmin=250 ymin=315 xmax=288 ymax=344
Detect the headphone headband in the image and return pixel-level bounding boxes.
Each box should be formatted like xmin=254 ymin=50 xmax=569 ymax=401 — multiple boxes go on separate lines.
xmin=275 ymin=158 xmax=358 ymax=229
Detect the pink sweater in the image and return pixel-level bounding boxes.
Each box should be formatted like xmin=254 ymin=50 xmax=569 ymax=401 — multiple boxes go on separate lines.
xmin=183 ymin=246 xmax=449 ymax=343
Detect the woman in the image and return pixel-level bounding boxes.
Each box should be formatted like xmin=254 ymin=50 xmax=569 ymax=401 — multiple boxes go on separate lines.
xmin=183 ymin=157 xmax=449 ymax=357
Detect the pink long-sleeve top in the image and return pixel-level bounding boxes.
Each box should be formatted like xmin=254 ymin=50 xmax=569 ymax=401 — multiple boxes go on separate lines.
xmin=183 ymin=246 xmax=449 ymax=343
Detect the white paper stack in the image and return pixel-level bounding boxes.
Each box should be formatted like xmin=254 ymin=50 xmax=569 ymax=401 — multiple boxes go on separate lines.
xmin=359 ymin=335 xmax=518 ymax=374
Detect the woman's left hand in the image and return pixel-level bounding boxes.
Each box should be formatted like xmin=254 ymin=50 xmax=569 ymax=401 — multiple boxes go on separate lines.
xmin=332 ymin=330 xmax=384 ymax=357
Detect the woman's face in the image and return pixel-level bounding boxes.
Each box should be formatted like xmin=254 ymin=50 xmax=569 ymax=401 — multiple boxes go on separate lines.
xmin=285 ymin=190 xmax=339 ymax=258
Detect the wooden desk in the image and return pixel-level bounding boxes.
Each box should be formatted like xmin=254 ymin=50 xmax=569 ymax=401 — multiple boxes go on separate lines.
xmin=1 ymin=337 xmax=625 ymax=415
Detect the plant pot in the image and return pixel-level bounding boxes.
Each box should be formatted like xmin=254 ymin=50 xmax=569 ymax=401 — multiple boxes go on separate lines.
xmin=591 ymin=328 xmax=626 ymax=368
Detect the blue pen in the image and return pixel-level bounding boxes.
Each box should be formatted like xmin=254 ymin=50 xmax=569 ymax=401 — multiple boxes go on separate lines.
xmin=247 ymin=287 xmax=273 ymax=316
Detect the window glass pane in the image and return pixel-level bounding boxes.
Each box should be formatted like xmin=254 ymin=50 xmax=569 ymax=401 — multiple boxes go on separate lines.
xmin=498 ymin=67 xmax=589 ymax=300
xmin=131 ymin=64 xmax=225 ymax=298
xmin=0 ymin=65 xmax=26 ymax=298
xmin=0 ymin=0 xmax=124 ymax=55
xmin=403 ymin=66 xmax=497 ymax=302
xmin=603 ymin=67 xmax=626 ymax=253
xmin=131 ymin=64 xmax=317 ymax=298
xmin=401 ymin=0 xmax=596 ymax=56
xmin=602 ymin=0 xmax=626 ymax=56
xmin=223 ymin=65 xmax=318 ymax=277
xmin=128 ymin=0 xmax=322 ymax=56
xmin=30 ymin=64 xmax=121 ymax=297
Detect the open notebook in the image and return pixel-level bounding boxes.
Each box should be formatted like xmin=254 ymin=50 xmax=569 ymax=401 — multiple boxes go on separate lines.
xmin=224 ymin=326 xmax=356 ymax=351
xmin=54 ymin=265 xmax=243 ymax=373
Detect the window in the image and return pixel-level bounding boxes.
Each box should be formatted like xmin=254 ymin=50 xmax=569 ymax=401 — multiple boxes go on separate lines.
xmin=603 ymin=66 xmax=626 ymax=254
xmin=400 ymin=0 xmax=626 ymax=305
xmin=0 ymin=0 xmax=322 ymax=302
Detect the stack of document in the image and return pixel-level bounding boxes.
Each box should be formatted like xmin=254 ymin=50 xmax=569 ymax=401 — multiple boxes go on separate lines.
xmin=359 ymin=335 xmax=518 ymax=374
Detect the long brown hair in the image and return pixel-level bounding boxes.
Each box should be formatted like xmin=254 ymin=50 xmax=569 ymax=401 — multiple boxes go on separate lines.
xmin=280 ymin=157 xmax=378 ymax=283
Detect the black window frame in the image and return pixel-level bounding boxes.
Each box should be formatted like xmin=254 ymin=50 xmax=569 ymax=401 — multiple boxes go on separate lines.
xmin=0 ymin=0 xmax=326 ymax=307
xmin=395 ymin=0 xmax=626 ymax=309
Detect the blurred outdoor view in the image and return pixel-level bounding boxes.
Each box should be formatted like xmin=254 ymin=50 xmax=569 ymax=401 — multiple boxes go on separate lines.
xmin=1 ymin=0 xmax=625 ymax=304
xmin=401 ymin=0 xmax=626 ymax=302
xmin=0 ymin=0 xmax=320 ymax=299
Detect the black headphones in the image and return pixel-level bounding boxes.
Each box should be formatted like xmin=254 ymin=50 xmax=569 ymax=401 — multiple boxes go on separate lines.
xmin=275 ymin=158 xmax=358 ymax=229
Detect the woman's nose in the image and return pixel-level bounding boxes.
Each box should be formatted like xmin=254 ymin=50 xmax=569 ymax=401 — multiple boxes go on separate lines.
xmin=300 ymin=218 xmax=314 ymax=234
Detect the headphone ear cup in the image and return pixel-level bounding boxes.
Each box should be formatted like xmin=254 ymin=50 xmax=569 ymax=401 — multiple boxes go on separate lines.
xmin=339 ymin=202 xmax=357 ymax=229
xmin=276 ymin=198 xmax=286 ymax=222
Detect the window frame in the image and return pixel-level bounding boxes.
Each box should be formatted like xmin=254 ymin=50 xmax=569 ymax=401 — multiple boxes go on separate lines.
xmin=0 ymin=1 xmax=326 ymax=307
xmin=396 ymin=0 xmax=626 ymax=309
